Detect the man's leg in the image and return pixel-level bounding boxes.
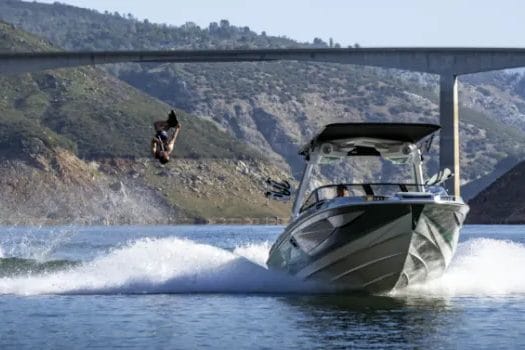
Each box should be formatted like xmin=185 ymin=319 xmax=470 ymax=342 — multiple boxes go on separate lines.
xmin=166 ymin=125 xmax=181 ymax=154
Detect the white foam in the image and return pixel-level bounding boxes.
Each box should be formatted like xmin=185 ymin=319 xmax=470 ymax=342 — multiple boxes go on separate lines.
xmin=399 ymin=238 xmax=525 ymax=297
xmin=0 ymin=237 xmax=316 ymax=296
xmin=0 ymin=227 xmax=75 ymax=261
xmin=1 ymin=236 xmax=524 ymax=297
xmin=233 ymin=241 xmax=272 ymax=267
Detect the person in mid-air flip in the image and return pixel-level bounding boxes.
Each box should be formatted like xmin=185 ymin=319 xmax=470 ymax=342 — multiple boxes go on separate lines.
xmin=151 ymin=110 xmax=181 ymax=164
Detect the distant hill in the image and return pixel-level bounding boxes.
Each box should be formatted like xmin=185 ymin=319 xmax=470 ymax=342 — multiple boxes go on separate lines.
xmin=0 ymin=0 xmax=306 ymax=50
xmin=1 ymin=0 xmax=525 ymax=199
xmin=467 ymin=161 xmax=525 ymax=224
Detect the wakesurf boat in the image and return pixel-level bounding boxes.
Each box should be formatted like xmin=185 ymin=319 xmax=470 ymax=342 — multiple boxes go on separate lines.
xmin=266 ymin=123 xmax=469 ymax=293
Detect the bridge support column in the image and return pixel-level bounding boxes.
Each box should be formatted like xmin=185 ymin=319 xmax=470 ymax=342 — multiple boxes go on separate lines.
xmin=439 ymin=74 xmax=460 ymax=197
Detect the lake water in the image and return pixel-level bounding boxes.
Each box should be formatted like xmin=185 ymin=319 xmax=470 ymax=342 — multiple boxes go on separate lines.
xmin=0 ymin=225 xmax=524 ymax=349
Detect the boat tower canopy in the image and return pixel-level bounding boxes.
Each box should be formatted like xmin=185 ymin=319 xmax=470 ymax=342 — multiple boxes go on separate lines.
xmin=292 ymin=123 xmax=439 ymax=216
xmin=299 ymin=123 xmax=440 ymax=158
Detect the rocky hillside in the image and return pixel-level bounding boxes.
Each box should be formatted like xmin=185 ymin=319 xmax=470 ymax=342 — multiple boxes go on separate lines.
xmin=1 ymin=0 xmax=525 ymax=200
xmin=0 ymin=148 xmax=173 ymax=225
xmin=106 ymin=157 xmax=292 ymax=224
xmin=0 ymin=21 xmax=291 ymax=224
xmin=467 ymin=160 xmax=525 ymax=224
xmin=0 ymin=147 xmax=291 ymax=225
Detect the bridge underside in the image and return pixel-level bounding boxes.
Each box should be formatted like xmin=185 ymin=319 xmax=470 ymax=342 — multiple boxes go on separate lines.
xmin=2 ymin=48 xmax=525 ymax=197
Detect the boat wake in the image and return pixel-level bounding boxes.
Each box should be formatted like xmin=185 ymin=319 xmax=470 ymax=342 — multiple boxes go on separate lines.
xmin=0 ymin=237 xmax=319 ymax=296
xmin=0 ymin=236 xmax=524 ymax=297
xmin=398 ymin=238 xmax=525 ymax=297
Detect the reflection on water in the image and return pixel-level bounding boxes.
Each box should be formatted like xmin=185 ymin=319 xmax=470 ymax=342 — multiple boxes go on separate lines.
xmin=280 ymin=294 xmax=455 ymax=348
xmin=278 ymin=292 xmax=524 ymax=349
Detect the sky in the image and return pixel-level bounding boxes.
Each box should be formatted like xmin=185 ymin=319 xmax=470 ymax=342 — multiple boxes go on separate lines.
xmin=33 ymin=0 xmax=525 ymax=47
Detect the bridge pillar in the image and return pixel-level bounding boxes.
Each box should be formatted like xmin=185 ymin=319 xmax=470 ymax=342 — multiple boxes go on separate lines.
xmin=439 ymin=74 xmax=460 ymax=197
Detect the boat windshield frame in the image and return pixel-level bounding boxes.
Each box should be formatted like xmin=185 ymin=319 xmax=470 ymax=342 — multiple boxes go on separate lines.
xmin=299 ymin=182 xmax=421 ymax=213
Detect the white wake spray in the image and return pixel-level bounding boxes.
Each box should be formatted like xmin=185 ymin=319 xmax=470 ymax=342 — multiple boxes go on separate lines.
xmin=0 ymin=236 xmax=524 ymax=297
xmin=0 ymin=237 xmax=315 ymax=296
xmin=233 ymin=241 xmax=272 ymax=267
xmin=401 ymin=238 xmax=525 ymax=296
xmin=0 ymin=226 xmax=75 ymax=261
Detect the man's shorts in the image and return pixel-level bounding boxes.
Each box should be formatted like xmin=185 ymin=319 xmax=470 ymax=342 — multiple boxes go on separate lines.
xmin=156 ymin=130 xmax=169 ymax=141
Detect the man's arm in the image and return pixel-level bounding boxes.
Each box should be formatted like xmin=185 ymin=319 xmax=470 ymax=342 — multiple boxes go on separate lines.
xmin=165 ymin=125 xmax=181 ymax=154
xmin=151 ymin=138 xmax=158 ymax=157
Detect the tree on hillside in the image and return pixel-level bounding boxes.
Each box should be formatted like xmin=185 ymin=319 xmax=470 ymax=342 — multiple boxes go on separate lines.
xmin=312 ymin=37 xmax=327 ymax=48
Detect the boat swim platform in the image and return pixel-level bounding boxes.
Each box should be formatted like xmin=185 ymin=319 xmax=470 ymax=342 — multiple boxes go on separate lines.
xmin=3 ymin=47 xmax=525 ymax=197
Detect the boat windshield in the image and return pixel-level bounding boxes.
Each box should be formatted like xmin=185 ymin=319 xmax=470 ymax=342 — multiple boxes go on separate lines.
xmin=304 ymin=154 xmax=416 ymax=193
xmin=300 ymin=183 xmax=419 ymax=212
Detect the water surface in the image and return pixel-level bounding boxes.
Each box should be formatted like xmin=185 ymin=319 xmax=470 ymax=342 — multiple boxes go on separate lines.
xmin=0 ymin=225 xmax=524 ymax=349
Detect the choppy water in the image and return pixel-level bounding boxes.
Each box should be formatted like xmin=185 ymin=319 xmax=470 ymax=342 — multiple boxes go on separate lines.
xmin=0 ymin=225 xmax=524 ymax=349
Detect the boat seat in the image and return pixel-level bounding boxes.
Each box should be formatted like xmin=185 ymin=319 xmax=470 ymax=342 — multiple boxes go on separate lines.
xmin=362 ymin=184 xmax=374 ymax=196
xmin=396 ymin=192 xmax=433 ymax=200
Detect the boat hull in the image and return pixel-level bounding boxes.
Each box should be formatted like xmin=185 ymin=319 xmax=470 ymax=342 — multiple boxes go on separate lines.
xmin=267 ymin=201 xmax=469 ymax=293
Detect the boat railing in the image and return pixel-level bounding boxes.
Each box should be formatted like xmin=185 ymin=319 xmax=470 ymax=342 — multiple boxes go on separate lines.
xmin=300 ymin=183 xmax=422 ymax=213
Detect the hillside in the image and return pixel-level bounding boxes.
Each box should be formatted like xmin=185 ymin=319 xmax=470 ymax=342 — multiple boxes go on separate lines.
xmin=1 ymin=0 xmax=525 ymax=200
xmin=467 ymin=160 xmax=525 ymax=224
xmin=0 ymin=21 xmax=291 ymax=224
xmin=0 ymin=152 xmax=292 ymax=225
xmin=0 ymin=22 xmax=261 ymax=160
xmin=0 ymin=0 xmax=306 ymax=50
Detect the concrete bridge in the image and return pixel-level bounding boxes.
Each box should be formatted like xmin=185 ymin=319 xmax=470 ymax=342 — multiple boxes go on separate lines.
xmin=3 ymin=47 xmax=525 ymax=196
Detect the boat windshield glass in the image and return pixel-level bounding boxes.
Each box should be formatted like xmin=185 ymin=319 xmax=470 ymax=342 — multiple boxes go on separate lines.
xmin=300 ymin=183 xmax=419 ymax=212
xmin=299 ymin=155 xmax=419 ymax=211
xmin=306 ymin=156 xmax=414 ymax=193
